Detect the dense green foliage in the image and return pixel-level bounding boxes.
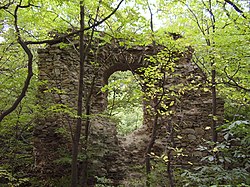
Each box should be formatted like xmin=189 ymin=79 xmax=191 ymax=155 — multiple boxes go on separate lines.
xmin=0 ymin=0 xmax=249 ymax=186
xmin=103 ymin=71 xmax=143 ymax=135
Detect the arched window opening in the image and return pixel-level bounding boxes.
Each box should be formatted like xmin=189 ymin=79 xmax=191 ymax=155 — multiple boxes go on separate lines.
xmin=106 ymin=71 xmax=143 ymax=135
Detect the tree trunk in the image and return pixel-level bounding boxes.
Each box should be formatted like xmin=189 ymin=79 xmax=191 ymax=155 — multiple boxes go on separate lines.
xmin=71 ymin=2 xmax=85 ymax=187
xmin=167 ymin=121 xmax=175 ymax=187
xmin=82 ymin=75 xmax=96 ymax=187
xmin=211 ymin=69 xmax=217 ymax=142
xmin=145 ymin=112 xmax=159 ymax=187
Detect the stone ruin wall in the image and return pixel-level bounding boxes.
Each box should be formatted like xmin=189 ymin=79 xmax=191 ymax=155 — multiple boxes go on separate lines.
xmin=34 ymin=39 xmax=224 ymax=184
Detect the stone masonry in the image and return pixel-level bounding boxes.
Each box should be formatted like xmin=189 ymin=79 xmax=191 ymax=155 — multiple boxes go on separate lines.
xmin=34 ymin=37 xmax=224 ymax=185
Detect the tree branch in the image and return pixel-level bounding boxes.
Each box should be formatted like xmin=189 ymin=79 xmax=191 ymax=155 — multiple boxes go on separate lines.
xmin=24 ymin=0 xmax=125 ymax=45
xmin=223 ymin=66 xmax=250 ymax=92
xmin=181 ymin=2 xmax=207 ymax=41
xmin=0 ymin=3 xmax=33 ymax=122
xmin=147 ymin=0 xmax=154 ymax=33
xmin=0 ymin=1 xmax=14 ymax=10
xmin=225 ymin=0 xmax=247 ymax=19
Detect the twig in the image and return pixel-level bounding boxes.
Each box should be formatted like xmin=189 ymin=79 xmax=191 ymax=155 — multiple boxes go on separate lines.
xmin=223 ymin=66 xmax=250 ymax=92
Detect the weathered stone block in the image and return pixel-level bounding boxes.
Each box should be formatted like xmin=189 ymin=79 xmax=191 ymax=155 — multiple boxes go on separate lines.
xmin=187 ymin=134 xmax=197 ymax=141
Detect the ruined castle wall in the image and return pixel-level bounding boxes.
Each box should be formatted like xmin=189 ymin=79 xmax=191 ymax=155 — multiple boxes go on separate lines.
xmin=34 ymin=41 xmax=223 ymax=184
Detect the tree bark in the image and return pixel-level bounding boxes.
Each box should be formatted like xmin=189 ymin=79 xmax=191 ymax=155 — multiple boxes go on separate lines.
xmin=166 ymin=121 xmax=175 ymax=187
xmin=211 ymin=69 xmax=217 ymax=142
xmin=145 ymin=112 xmax=159 ymax=187
xmin=208 ymin=0 xmax=217 ymax=143
xmin=82 ymin=75 xmax=96 ymax=187
xmin=71 ymin=2 xmax=85 ymax=187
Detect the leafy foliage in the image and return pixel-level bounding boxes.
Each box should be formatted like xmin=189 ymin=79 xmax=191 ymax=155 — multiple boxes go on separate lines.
xmin=177 ymin=120 xmax=250 ymax=186
xmin=0 ymin=0 xmax=250 ymax=186
xmin=102 ymin=71 xmax=143 ymax=135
